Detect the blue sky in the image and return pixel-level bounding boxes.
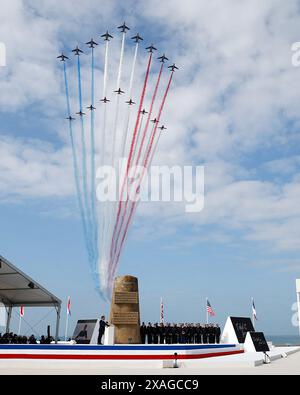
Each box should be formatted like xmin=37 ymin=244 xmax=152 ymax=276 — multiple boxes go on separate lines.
xmin=1 ymin=0 xmax=300 ymax=337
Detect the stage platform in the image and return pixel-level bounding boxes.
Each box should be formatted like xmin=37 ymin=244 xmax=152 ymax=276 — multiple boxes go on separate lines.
xmin=0 ymin=343 xmax=243 ymax=361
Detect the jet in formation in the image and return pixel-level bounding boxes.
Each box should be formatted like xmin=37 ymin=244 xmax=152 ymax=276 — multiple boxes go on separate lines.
xmin=86 ymin=39 xmax=98 ymax=48
xmin=101 ymin=31 xmax=114 ymax=41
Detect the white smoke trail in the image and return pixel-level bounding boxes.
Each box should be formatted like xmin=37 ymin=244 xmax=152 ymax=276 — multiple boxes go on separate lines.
xmin=99 ymin=39 xmax=111 ymax=290
xmin=119 ymin=42 xmax=139 ymax=161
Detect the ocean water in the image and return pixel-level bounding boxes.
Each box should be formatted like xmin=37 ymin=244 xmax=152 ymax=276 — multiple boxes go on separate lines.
xmin=267 ymin=335 xmax=300 ymax=346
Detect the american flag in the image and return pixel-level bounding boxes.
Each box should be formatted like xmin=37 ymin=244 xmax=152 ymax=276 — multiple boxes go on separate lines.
xmin=160 ymin=298 xmax=164 ymax=323
xmin=67 ymin=297 xmax=71 ymax=316
xmin=252 ymin=299 xmax=258 ymax=321
xmin=20 ymin=306 xmax=24 ymax=317
xmin=206 ymin=300 xmax=215 ymax=317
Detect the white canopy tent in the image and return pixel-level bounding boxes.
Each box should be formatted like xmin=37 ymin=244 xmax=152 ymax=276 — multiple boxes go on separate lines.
xmin=0 ymin=255 xmax=61 ymax=343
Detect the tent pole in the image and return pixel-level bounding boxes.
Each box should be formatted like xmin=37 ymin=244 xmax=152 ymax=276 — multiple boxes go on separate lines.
xmin=55 ymin=304 xmax=61 ymax=344
xmin=6 ymin=306 xmax=12 ymax=333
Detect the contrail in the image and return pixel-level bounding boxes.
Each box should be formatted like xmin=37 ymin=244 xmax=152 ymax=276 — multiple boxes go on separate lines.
xmin=62 ymin=61 xmax=93 ymax=264
xmin=110 ymin=71 xmax=174 ymax=284
xmin=99 ymin=37 xmax=111 ymax=291
xmin=104 ymin=30 xmax=128 ymax=288
xmin=76 ymin=54 xmax=93 ymax=263
xmin=111 ymin=62 xmax=164 ymax=263
xmin=89 ymin=45 xmax=98 ymax=271
xmin=119 ymin=41 xmax=139 ymax=161
xmin=108 ymin=52 xmax=153 ymax=282
xmin=110 ymin=53 xmax=153 ymax=250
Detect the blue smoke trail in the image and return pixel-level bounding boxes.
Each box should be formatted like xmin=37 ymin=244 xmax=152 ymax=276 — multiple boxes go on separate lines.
xmin=63 ymin=61 xmax=93 ymax=263
xmin=76 ymin=55 xmax=94 ymax=265
xmin=90 ymin=47 xmax=98 ymax=272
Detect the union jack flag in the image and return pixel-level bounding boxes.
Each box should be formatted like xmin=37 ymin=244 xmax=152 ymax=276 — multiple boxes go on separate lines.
xmin=206 ymin=300 xmax=215 ymax=317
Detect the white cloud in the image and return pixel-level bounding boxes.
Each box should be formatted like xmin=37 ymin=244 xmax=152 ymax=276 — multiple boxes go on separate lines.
xmin=1 ymin=0 xmax=300 ymax=258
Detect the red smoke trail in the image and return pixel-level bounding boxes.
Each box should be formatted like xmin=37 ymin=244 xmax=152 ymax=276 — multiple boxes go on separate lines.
xmin=107 ymin=53 xmax=152 ymax=281
xmin=111 ymin=63 xmax=165 ymax=261
xmin=109 ymin=71 xmax=174 ymax=284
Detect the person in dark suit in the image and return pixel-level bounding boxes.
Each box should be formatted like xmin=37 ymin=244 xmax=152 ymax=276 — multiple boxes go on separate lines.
xmin=180 ymin=325 xmax=187 ymax=344
xmin=153 ymin=324 xmax=159 ymax=344
xmin=165 ymin=324 xmax=172 ymax=344
xmin=202 ymin=325 xmax=208 ymax=344
xmin=159 ymin=323 xmax=166 ymax=345
xmin=210 ymin=325 xmax=217 ymax=344
xmin=140 ymin=322 xmax=147 ymax=344
xmin=172 ymin=324 xmax=178 ymax=344
xmin=147 ymin=323 xmax=153 ymax=344
xmin=98 ymin=316 xmax=109 ymax=345
xmin=215 ymin=325 xmax=221 ymax=344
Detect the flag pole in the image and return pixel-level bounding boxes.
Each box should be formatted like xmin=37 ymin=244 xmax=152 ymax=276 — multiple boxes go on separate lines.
xmin=65 ymin=311 xmax=69 ymax=341
xmin=206 ymin=297 xmax=209 ymax=325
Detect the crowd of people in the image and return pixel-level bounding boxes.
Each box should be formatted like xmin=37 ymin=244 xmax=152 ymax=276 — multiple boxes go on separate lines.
xmin=0 ymin=333 xmax=54 ymax=344
xmin=140 ymin=323 xmax=221 ymax=344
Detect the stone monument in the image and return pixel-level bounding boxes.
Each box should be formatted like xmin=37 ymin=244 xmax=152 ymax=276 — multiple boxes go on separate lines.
xmin=109 ymin=275 xmax=141 ymax=344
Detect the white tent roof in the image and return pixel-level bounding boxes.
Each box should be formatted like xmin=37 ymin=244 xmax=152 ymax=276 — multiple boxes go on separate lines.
xmin=0 ymin=255 xmax=61 ymax=307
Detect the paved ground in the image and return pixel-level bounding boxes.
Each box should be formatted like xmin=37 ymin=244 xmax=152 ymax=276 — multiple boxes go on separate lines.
xmin=0 ymin=348 xmax=299 ymax=375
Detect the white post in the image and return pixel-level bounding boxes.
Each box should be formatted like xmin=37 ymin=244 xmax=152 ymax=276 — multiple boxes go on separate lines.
xmin=296 ymin=280 xmax=300 ymax=337
xmin=65 ymin=312 xmax=69 ymax=341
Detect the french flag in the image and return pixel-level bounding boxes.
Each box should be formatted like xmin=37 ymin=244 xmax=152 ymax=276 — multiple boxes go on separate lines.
xmin=67 ymin=297 xmax=71 ymax=316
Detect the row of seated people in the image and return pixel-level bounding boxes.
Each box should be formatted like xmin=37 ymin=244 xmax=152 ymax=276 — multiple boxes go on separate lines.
xmin=140 ymin=323 xmax=222 ymax=344
xmin=0 ymin=333 xmax=53 ymax=344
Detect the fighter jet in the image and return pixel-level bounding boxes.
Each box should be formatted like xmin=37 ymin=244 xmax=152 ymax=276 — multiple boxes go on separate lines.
xmin=57 ymin=53 xmax=69 ymax=62
xmin=168 ymin=63 xmax=179 ymax=71
xmin=118 ymin=22 xmax=130 ymax=33
xmin=114 ymin=88 xmax=125 ymax=95
xmin=126 ymin=99 xmax=135 ymax=106
xmin=151 ymin=118 xmax=159 ymax=124
xmin=72 ymin=46 xmax=84 ymax=56
xmin=76 ymin=110 xmax=86 ymax=117
xmin=159 ymin=125 xmax=167 ymax=131
xmin=146 ymin=44 xmax=157 ymax=53
xmin=100 ymin=97 xmax=110 ymax=104
xmin=101 ymin=31 xmax=114 ymax=41
xmin=132 ymin=33 xmax=143 ymax=43
xmin=87 ymin=105 xmax=96 ymax=111
xmin=158 ymin=54 xmax=169 ymax=63
xmin=141 ymin=109 xmax=148 ymax=115
xmin=66 ymin=116 xmax=75 ymax=121
xmin=86 ymin=39 xmax=98 ymax=48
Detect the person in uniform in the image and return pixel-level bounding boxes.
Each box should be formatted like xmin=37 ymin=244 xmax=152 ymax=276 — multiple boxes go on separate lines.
xmin=181 ymin=324 xmax=187 ymax=344
xmin=153 ymin=323 xmax=159 ymax=344
xmin=165 ymin=323 xmax=172 ymax=344
xmin=140 ymin=322 xmax=147 ymax=344
xmin=147 ymin=323 xmax=153 ymax=344
xmin=202 ymin=325 xmax=208 ymax=344
xmin=215 ymin=324 xmax=221 ymax=344
xmin=159 ymin=323 xmax=166 ymax=345
xmin=172 ymin=324 xmax=178 ymax=344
